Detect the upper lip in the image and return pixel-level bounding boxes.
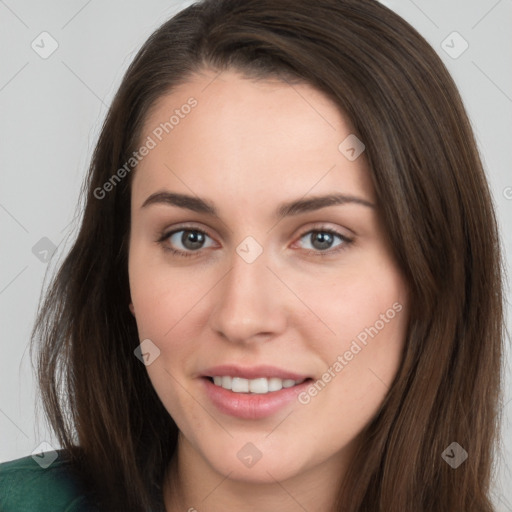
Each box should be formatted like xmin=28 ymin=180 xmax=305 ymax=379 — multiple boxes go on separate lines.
xmin=200 ymin=364 xmax=311 ymax=381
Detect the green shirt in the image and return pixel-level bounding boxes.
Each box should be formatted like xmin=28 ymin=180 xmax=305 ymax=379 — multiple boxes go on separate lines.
xmin=0 ymin=452 xmax=98 ymax=511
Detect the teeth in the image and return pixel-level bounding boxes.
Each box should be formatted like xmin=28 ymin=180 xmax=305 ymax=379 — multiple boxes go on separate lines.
xmin=210 ymin=376 xmax=305 ymax=394
xmin=249 ymin=378 xmax=268 ymax=394
xmin=268 ymin=377 xmax=283 ymax=392
xmin=232 ymin=377 xmax=249 ymax=393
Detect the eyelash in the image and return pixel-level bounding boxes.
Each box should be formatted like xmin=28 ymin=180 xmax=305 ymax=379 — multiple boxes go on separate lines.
xmin=156 ymin=226 xmax=354 ymax=259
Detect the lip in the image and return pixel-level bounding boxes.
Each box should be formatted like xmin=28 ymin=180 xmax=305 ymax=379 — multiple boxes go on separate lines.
xmin=201 ymin=376 xmax=313 ymax=420
xmin=200 ymin=364 xmax=310 ymax=381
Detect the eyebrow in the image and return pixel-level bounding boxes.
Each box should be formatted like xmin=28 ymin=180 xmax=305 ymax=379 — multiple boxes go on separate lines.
xmin=141 ymin=191 xmax=375 ymax=219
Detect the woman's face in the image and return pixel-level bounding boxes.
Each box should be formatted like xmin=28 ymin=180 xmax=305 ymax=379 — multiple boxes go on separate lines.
xmin=128 ymin=69 xmax=408 ymax=486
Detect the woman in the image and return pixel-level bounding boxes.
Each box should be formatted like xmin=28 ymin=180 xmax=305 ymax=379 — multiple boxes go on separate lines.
xmin=0 ymin=0 xmax=504 ymax=510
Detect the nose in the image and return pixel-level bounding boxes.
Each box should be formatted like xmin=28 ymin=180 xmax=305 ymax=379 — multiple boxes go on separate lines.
xmin=209 ymin=246 xmax=288 ymax=344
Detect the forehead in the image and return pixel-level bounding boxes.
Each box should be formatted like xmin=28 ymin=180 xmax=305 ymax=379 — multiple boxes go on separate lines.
xmin=132 ymin=69 xmax=374 ymax=210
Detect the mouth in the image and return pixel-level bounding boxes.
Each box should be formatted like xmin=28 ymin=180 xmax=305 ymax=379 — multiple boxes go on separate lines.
xmin=200 ymin=369 xmax=315 ymax=420
xmin=199 ymin=364 xmax=315 ymax=419
xmin=204 ymin=375 xmax=313 ymax=395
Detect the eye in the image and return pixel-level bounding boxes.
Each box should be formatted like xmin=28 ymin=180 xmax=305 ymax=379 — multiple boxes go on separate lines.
xmin=296 ymin=228 xmax=352 ymax=254
xmin=157 ymin=226 xmax=353 ymax=258
xmin=158 ymin=228 xmax=216 ymax=256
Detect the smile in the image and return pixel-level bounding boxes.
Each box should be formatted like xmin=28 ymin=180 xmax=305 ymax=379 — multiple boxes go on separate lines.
xmin=209 ymin=376 xmax=307 ymax=394
xmin=202 ymin=377 xmax=313 ymax=420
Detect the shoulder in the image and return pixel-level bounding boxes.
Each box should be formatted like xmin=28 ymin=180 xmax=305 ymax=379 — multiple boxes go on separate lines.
xmin=0 ymin=451 xmax=98 ymax=511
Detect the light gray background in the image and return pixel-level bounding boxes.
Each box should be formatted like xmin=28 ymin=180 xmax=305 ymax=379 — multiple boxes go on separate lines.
xmin=1 ymin=0 xmax=511 ymax=508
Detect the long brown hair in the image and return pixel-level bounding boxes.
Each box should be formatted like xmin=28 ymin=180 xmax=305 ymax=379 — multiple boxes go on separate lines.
xmin=31 ymin=0 xmax=505 ymax=510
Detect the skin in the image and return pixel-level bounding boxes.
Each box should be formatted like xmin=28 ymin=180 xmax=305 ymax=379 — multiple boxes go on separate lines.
xmin=128 ymin=69 xmax=409 ymax=512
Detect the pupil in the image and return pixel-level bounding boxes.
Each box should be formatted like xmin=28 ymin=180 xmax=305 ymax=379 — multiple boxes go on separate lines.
xmin=312 ymin=232 xmax=333 ymax=250
xmin=182 ymin=230 xmax=204 ymax=250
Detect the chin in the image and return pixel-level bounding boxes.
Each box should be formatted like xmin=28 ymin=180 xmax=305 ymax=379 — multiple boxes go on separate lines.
xmin=197 ymin=439 xmax=311 ymax=483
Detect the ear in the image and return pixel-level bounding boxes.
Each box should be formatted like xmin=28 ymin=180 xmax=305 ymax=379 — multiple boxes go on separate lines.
xmin=129 ymin=302 xmax=135 ymax=316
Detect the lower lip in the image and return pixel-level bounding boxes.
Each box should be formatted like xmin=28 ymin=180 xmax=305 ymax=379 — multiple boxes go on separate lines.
xmin=201 ymin=377 xmax=312 ymax=420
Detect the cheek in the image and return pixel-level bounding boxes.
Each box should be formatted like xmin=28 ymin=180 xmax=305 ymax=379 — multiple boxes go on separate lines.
xmin=300 ymin=261 xmax=407 ymax=348
xmin=128 ymin=253 xmax=211 ymax=401
xmin=128 ymin=246 xmax=207 ymax=339
xmin=301 ymin=259 xmax=408 ymax=408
